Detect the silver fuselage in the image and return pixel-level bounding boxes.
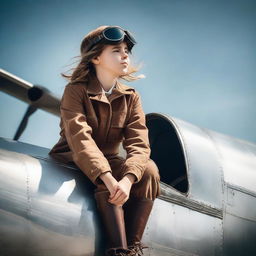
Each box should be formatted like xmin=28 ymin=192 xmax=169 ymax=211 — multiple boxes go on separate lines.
xmin=1 ymin=113 xmax=255 ymax=256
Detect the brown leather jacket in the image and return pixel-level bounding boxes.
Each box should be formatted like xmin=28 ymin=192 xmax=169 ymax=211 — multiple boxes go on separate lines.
xmin=49 ymin=73 xmax=151 ymax=185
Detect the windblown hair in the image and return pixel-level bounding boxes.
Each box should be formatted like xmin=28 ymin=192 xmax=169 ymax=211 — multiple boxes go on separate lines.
xmin=62 ymin=25 xmax=145 ymax=84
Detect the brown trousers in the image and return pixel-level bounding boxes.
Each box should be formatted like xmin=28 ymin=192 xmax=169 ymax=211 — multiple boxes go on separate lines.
xmin=94 ymin=156 xmax=161 ymax=200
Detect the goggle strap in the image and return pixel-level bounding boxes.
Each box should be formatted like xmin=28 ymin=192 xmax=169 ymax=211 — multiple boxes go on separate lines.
xmin=124 ymin=30 xmax=136 ymax=44
xmin=87 ymin=34 xmax=104 ymax=49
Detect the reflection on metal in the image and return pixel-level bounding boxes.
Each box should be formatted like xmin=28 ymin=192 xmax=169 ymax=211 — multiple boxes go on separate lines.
xmin=0 ymin=140 xmax=99 ymax=256
xmin=207 ymin=130 xmax=256 ymax=194
xmin=160 ymin=183 xmax=223 ymax=219
xmin=54 ymin=179 xmax=76 ymax=200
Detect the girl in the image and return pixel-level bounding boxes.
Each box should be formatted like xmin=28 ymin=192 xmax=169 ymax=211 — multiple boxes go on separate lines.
xmin=49 ymin=25 xmax=161 ymax=256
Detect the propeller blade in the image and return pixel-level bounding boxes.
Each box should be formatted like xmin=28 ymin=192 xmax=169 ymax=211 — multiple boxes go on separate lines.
xmin=0 ymin=68 xmax=60 ymax=116
xmin=0 ymin=68 xmax=33 ymax=103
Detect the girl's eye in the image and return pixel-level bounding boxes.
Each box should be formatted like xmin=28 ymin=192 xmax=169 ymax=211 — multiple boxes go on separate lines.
xmin=113 ymin=50 xmax=129 ymax=54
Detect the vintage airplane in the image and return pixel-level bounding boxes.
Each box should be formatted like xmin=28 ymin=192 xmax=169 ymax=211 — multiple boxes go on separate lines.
xmin=0 ymin=68 xmax=256 ymax=256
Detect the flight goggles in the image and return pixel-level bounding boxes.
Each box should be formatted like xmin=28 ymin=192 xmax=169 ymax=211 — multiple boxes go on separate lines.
xmin=86 ymin=26 xmax=137 ymax=52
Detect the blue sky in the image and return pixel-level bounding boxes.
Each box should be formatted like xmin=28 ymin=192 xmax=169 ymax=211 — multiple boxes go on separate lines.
xmin=0 ymin=0 xmax=255 ymax=148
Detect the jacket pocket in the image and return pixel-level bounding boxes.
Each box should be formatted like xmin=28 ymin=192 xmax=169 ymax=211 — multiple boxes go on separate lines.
xmin=107 ymin=111 xmax=126 ymax=142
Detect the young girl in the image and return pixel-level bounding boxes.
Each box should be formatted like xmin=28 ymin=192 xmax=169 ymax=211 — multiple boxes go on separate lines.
xmin=49 ymin=25 xmax=161 ymax=256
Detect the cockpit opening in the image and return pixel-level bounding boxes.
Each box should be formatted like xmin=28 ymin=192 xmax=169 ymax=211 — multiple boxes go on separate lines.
xmin=146 ymin=114 xmax=188 ymax=193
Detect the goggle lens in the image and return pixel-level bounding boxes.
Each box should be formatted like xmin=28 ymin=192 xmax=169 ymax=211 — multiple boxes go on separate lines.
xmin=85 ymin=26 xmax=136 ymax=52
xmin=103 ymin=27 xmax=125 ymax=41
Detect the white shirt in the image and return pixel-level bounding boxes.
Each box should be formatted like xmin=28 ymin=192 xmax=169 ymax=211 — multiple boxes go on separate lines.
xmin=101 ymin=83 xmax=116 ymax=96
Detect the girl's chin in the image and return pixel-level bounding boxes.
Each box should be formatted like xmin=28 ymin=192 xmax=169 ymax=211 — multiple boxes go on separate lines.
xmin=113 ymin=68 xmax=128 ymax=77
xmin=120 ymin=68 xmax=128 ymax=75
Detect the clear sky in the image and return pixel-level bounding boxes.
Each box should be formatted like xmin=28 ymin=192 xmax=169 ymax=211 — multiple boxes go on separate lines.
xmin=0 ymin=0 xmax=255 ymax=149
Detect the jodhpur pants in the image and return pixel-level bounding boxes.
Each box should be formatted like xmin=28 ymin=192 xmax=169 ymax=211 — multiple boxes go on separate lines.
xmin=94 ymin=155 xmax=161 ymax=200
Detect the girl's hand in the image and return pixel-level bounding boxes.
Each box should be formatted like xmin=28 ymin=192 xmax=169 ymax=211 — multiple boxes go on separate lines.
xmin=108 ymin=174 xmax=135 ymax=206
xmin=99 ymin=172 xmax=119 ymax=198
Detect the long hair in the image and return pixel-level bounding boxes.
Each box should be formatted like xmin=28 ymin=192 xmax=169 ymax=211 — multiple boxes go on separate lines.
xmin=62 ymin=25 xmax=145 ymax=84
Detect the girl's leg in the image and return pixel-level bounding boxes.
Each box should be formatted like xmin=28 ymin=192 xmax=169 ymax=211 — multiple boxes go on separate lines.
xmin=94 ymin=156 xmax=132 ymax=255
xmin=123 ymin=159 xmax=161 ymax=254
xmin=128 ymin=158 xmax=161 ymax=201
xmin=94 ymin=156 xmax=161 ymax=255
xmin=94 ymin=190 xmax=131 ymax=256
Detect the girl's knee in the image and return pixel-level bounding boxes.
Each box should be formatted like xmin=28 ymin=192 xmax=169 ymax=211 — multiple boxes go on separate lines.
xmin=143 ymin=159 xmax=160 ymax=181
xmin=130 ymin=159 xmax=161 ymax=200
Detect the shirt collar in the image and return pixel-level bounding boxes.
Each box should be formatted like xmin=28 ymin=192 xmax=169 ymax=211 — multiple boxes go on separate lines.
xmin=102 ymin=83 xmax=116 ymax=95
xmin=86 ymin=73 xmax=135 ymax=95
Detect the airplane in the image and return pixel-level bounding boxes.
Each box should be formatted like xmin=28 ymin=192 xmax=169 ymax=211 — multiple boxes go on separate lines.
xmin=0 ymin=68 xmax=256 ymax=256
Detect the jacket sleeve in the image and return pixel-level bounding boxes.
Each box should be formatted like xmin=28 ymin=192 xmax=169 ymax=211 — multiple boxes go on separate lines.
xmin=122 ymin=91 xmax=151 ymax=183
xmin=60 ymin=84 xmax=111 ymax=185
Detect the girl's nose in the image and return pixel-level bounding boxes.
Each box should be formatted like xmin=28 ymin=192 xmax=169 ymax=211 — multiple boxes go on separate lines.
xmin=122 ymin=53 xmax=128 ymax=60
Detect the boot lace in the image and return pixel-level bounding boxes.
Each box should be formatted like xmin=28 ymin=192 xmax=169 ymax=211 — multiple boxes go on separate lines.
xmin=128 ymin=242 xmax=149 ymax=256
xmin=106 ymin=247 xmax=134 ymax=256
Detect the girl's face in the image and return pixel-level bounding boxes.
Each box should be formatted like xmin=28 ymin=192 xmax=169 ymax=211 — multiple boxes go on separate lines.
xmin=92 ymin=41 xmax=130 ymax=77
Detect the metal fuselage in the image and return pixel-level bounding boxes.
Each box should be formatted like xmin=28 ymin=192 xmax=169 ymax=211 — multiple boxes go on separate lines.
xmin=1 ymin=113 xmax=256 ymax=256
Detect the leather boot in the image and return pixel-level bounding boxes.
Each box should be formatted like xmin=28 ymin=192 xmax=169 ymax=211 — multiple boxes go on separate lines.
xmin=105 ymin=247 xmax=134 ymax=256
xmin=94 ymin=190 xmax=132 ymax=256
xmin=123 ymin=196 xmax=154 ymax=255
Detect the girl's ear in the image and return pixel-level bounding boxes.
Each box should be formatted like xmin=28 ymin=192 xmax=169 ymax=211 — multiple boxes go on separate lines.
xmin=91 ymin=56 xmax=100 ymax=65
